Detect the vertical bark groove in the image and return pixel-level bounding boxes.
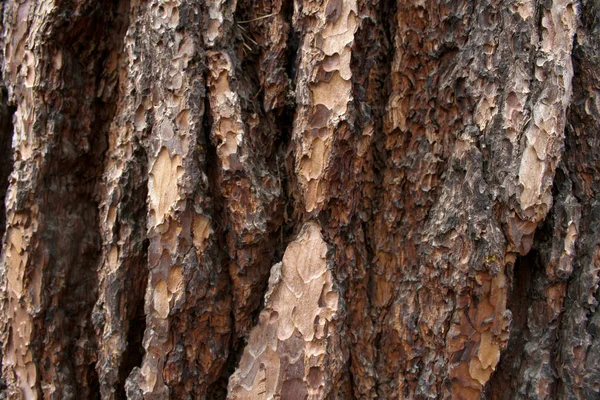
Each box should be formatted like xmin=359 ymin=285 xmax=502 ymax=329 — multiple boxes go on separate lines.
xmin=1 ymin=1 xmax=130 ymax=398
xmin=554 ymin=1 xmax=600 ymax=396
xmin=0 ymin=84 xmax=15 ymax=242
xmin=120 ymin=2 xmax=233 ymax=398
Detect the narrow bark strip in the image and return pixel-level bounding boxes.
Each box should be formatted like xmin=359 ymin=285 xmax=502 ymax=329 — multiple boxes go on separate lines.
xmin=93 ymin=2 xmax=150 ymax=396
xmin=119 ymin=2 xmax=232 ymax=398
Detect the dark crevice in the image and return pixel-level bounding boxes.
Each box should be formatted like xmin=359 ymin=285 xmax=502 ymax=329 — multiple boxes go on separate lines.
xmin=0 ymin=84 xmax=15 ymax=242
xmin=88 ymin=3 xmax=134 ymax=398
xmin=370 ymin=0 xmax=398 ymax=222
xmin=367 ymin=0 xmax=397 ymax=395
xmin=284 ymin=0 xmax=299 ymax=84
xmin=202 ymin=2 xmax=251 ymax=393
xmin=273 ymin=102 xmax=298 ymax=262
xmin=212 ymin=0 xmax=299 ymax=394
xmin=277 ymin=0 xmax=302 ymax=243
xmin=343 ymin=2 xmax=394 ymax=394
xmin=86 ymin=1 xmax=147 ymax=397
xmin=115 ymin=142 xmax=149 ymax=400
xmin=274 ymin=0 xmax=300 ymax=257
xmin=212 ymin=334 xmax=243 ymax=400
xmin=203 ymin=89 xmax=232 ymax=400
xmin=25 ymin=1 xmax=131 ymax=397
xmin=364 ymin=0 xmax=396 ymax=268
xmin=486 ymin=250 xmax=542 ymax=399
xmin=116 ymin=293 xmax=147 ymax=400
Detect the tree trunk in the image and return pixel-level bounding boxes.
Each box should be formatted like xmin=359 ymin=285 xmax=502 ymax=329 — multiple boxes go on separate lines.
xmin=0 ymin=0 xmax=598 ymax=399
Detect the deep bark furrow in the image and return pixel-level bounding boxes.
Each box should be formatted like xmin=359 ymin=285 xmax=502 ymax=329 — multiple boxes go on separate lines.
xmin=0 ymin=81 xmax=12 ymax=396
xmin=0 ymin=84 xmax=14 ymax=242
xmin=90 ymin=3 xmax=155 ymax=399
xmin=94 ymin=29 xmax=150 ymax=399
xmin=205 ymin=0 xmax=285 ymax=348
xmin=95 ymin=115 xmax=150 ymax=400
xmin=209 ymin=2 xmax=296 ymax=392
xmin=337 ymin=1 xmax=390 ymax=396
xmin=555 ymin=2 xmax=600 ymax=397
xmin=0 ymin=1 xmax=128 ymax=398
xmin=119 ymin=2 xmax=232 ymax=398
xmin=372 ymin=1 xmax=476 ymax=397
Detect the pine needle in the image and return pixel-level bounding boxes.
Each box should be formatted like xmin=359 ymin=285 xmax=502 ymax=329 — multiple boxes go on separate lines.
xmin=236 ymin=13 xmax=276 ymax=24
xmin=241 ymin=31 xmax=258 ymax=46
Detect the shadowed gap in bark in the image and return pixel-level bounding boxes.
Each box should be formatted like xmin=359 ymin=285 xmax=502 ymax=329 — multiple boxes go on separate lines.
xmin=0 ymin=83 xmax=14 ymax=397
xmin=368 ymin=0 xmax=397 ymax=393
xmin=341 ymin=1 xmax=394 ymax=394
xmin=115 ymin=256 xmax=148 ymax=400
xmin=284 ymin=0 xmax=299 ymax=85
xmin=487 ymin=249 xmax=541 ymax=399
xmin=272 ymin=101 xmax=298 ymax=261
xmin=275 ymin=0 xmax=301 ymax=263
xmin=234 ymin=0 xmax=290 ymax=299
xmin=115 ymin=144 xmax=149 ymax=400
xmin=0 ymin=85 xmax=15 ymax=243
xmin=204 ymin=90 xmax=233 ymax=400
xmin=208 ymin=0 xmax=299 ymax=395
xmin=32 ymin=2 xmax=132 ymax=396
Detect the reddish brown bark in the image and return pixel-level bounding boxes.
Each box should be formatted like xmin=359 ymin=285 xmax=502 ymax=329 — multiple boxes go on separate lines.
xmin=0 ymin=0 xmax=599 ymax=399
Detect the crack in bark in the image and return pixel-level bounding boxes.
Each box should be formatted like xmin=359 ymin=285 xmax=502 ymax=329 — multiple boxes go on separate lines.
xmin=210 ymin=0 xmax=299 ymax=395
xmin=203 ymin=87 xmax=233 ymax=400
xmin=486 ymin=250 xmax=545 ymax=398
xmin=0 ymin=1 xmax=132 ymax=397
xmin=0 ymin=84 xmax=15 ymax=243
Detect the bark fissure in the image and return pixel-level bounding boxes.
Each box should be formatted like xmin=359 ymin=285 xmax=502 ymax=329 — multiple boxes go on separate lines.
xmin=487 ymin=250 xmax=544 ymax=398
xmin=368 ymin=2 xmax=397 ymax=393
xmin=116 ymin=284 xmax=147 ymax=400
xmin=553 ymin=3 xmax=600 ymax=395
xmin=208 ymin=0 xmax=300 ymax=393
xmin=203 ymin=88 xmax=234 ymax=400
xmin=0 ymin=1 xmax=131 ymax=397
xmin=106 ymin=143 xmax=150 ymax=400
xmin=0 ymin=85 xmax=15 ymax=241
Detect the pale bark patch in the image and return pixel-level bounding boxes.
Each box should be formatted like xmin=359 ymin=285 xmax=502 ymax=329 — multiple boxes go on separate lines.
xmin=148 ymin=147 xmax=183 ymax=227
xmin=228 ymin=222 xmax=339 ymax=399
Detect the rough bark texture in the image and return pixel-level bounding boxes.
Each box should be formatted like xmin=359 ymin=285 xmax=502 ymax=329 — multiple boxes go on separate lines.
xmin=0 ymin=0 xmax=599 ymax=399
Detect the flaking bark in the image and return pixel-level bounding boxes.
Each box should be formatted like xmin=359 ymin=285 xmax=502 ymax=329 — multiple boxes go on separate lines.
xmin=0 ymin=0 xmax=599 ymax=399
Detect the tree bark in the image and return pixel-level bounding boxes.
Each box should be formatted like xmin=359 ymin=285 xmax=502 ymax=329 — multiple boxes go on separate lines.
xmin=0 ymin=0 xmax=599 ymax=399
